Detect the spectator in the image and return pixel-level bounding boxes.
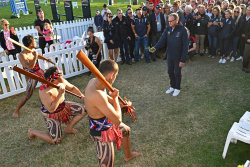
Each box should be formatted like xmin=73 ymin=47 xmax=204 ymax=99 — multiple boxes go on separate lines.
xmin=127 ymin=8 xmax=135 ymax=62
xmin=242 ymin=6 xmax=250 ymax=73
xmin=194 ymin=5 xmax=209 ymax=56
xmin=181 ymin=0 xmax=187 ymax=4
xmin=231 ymin=6 xmax=244 ymax=62
xmin=152 ymin=13 xmax=188 ymax=96
xmin=94 ymin=10 xmax=103 ymax=32
xmin=172 ymin=1 xmax=185 ymax=24
xmin=181 ymin=3 xmax=187 ymax=11
xmin=207 ymin=6 xmax=221 ymax=58
xmin=0 ymin=19 xmax=21 ymax=60
xmin=86 ymin=27 xmax=102 ymax=75
xmin=218 ymin=9 xmax=236 ymax=63
xmin=42 ymin=23 xmax=54 ymax=45
xmin=125 ymin=5 xmax=132 ymax=16
xmin=221 ymin=1 xmax=229 ymax=18
xmin=149 ymin=4 xmax=165 ymax=61
xmin=184 ymin=5 xmax=194 ymax=33
xmin=163 ymin=4 xmax=172 ymax=27
xmin=103 ymin=13 xmax=119 ymax=62
xmin=113 ymin=9 xmax=132 ymax=65
xmin=229 ymin=3 xmax=236 ymax=10
xmin=187 ymin=29 xmax=197 ymax=61
xmin=146 ymin=0 xmax=150 ymax=8
xmin=240 ymin=4 xmax=246 ymax=15
xmin=142 ymin=6 xmax=149 ymax=18
xmin=206 ymin=3 xmax=214 ymax=18
xmin=141 ymin=2 xmax=145 ymax=8
xmin=101 ymin=4 xmax=111 ymax=21
xmin=132 ymin=9 xmax=151 ymax=63
xmin=187 ymin=0 xmax=191 ymax=5
xmin=148 ymin=2 xmax=155 ymax=14
xmin=159 ymin=0 xmax=165 ymax=13
xmin=203 ymin=1 xmax=208 ymax=9
xmin=34 ymin=9 xmax=54 ymax=54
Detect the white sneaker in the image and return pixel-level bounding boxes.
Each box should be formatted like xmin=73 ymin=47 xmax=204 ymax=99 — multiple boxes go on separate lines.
xmin=222 ymin=59 xmax=226 ymax=63
xmin=236 ymin=56 xmax=243 ymax=61
xmin=141 ymin=54 xmax=144 ymax=59
xmin=227 ymin=56 xmax=230 ymax=60
xmin=173 ymin=89 xmax=180 ymax=96
xmin=230 ymin=57 xmax=235 ymax=62
xmin=218 ymin=59 xmax=223 ymax=63
xmin=165 ymin=87 xmax=174 ymax=94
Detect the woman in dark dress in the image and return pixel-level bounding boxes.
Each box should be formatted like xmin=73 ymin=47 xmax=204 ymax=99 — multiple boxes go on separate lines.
xmin=86 ymin=27 xmax=102 ymax=75
xmin=0 ymin=19 xmax=21 ymax=60
xmin=103 ymin=13 xmax=119 ymax=62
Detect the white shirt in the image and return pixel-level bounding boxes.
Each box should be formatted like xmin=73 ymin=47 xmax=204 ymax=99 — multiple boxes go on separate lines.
xmin=101 ymin=9 xmax=111 ymax=21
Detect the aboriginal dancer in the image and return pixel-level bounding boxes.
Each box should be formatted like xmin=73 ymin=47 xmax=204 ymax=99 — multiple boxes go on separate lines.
xmin=28 ymin=66 xmax=87 ymax=144
xmin=84 ymin=60 xmax=141 ymax=166
xmin=13 ymin=35 xmax=45 ymax=118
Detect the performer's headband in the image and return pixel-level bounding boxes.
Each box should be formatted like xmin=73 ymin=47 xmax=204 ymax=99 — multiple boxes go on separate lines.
xmin=47 ymin=69 xmax=63 ymax=82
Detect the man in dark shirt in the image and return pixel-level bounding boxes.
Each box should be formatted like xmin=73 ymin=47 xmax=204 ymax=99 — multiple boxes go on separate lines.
xmin=151 ymin=13 xmax=188 ymax=96
xmin=132 ymin=8 xmax=151 ymax=63
xmin=34 ymin=9 xmax=54 ymax=54
xmin=113 ymin=9 xmax=132 ymax=65
xmin=127 ymin=9 xmax=135 ymax=62
xmin=148 ymin=4 xmax=165 ymax=61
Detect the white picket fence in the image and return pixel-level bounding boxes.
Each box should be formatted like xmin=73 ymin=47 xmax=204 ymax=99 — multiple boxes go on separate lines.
xmin=0 ymin=36 xmax=115 ymax=100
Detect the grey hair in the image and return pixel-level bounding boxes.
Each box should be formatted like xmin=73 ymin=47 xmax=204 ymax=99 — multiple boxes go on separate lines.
xmin=185 ymin=5 xmax=193 ymax=11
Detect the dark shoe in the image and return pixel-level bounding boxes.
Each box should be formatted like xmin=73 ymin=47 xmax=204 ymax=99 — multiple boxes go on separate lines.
xmin=126 ymin=62 xmax=132 ymax=65
xmin=156 ymin=55 xmax=161 ymax=58
xmin=163 ymin=56 xmax=167 ymax=60
xmin=245 ymin=70 xmax=250 ymax=73
xmin=200 ymin=53 xmax=204 ymax=56
xmin=121 ymin=60 xmax=125 ymax=65
xmin=146 ymin=60 xmax=151 ymax=63
xmin=153 ymin=58 xmax=156 ymax=62
xmin=242 ymin=68 xmax=247 ymax=72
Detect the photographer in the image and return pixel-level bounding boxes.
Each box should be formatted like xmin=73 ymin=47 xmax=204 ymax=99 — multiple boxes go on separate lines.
xmin=86 ymin=27 xmax=102 ymax=75
xmin=101 ymin=4 xmax=111 ymax=21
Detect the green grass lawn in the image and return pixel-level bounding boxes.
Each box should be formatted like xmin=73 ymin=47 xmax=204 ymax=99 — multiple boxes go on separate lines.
xmin=0 ymin=0 xmax=144 ymax=28
xmin=0 ymin=53 xmax=250 ymax=166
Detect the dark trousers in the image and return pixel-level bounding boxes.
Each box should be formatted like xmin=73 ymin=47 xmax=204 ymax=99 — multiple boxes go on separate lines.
xmin=88 ymin=53 xmax=102 ymax=68
xmin=167 ymin=58 xmax=182 ymax=90
xmin=119 ymin=37 xmax=130 ymax=63
xmin=188 ymin=51 xmax=196 ymax=60
xmin=208 ymin=34 xmax=218 ymax=56
xmin=8 ymin=49 xmax=18 ymax=59
xmin=220 ymin=38 xmax=231 ymax=58
xmin=128 ymin=37 xmax=135 ymax=59
xmin=232 ymin=36 xmax=240 ymax=57
xmin=239 ymin=36 xmax=245 ymax=56
xmin=39 ymin=37 xmax=54 ymax=54
xmin=243 ymin=44 xmax=250 ymax=70
xmin=151 ymin=32 xmax=162 ymax=58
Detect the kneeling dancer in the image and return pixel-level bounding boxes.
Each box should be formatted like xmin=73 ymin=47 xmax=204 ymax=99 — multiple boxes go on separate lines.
xmin=28 ymin=67 xmax=87 ymax=144
xmin=84 ymin=60 xmax=141 ymax=166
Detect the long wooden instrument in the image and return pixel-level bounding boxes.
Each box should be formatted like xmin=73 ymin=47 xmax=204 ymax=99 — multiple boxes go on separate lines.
xmin=13 ymin=66 xmax=81 ymax=98
xmin=76 ymin=50 xmax=126 ymax=104
xmin=76 ymin=50 xmax=136 ymax=122
xmin=7 ymin=37 xmax=56 ymax=65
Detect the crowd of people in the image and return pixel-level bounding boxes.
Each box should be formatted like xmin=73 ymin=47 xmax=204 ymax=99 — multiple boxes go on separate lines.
xmin=94 ymin=0 xmax=250 ymax=72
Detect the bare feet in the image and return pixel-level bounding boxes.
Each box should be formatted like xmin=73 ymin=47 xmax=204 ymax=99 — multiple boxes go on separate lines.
xmin=64 ymin=128 xmax=78 ymax=134
xmin=28 ymin=128 xmax=37 ymax=140
xmin=124 ymin=152 xmax=142 ymax=162
xmin=12 ymin=111 xmax=19 ymax=119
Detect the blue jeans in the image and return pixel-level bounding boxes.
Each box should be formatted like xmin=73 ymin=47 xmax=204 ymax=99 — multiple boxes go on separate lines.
xmin=119 ymin=37 xmax=130 ymax=63
xmin=135 ymin=36 xmax=150 ymax=62
xmin=208 ymin=34 xmax=218 ymax=56
xmin=232 ymin=36 xmax=240 ymax=57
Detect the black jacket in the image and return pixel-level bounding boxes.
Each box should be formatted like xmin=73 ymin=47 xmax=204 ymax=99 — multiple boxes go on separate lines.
xmin=242 ymin=15 xmax=250 ymax=35
xmin=194 ymin=13 xmax=209 ymax=35
xmin=113 ymin=16 xmax=131 ymax=39
xmin=154 ymin=24 xmax=189 ymax=63
xmin=219 ymin=17 xmax=236 ymax=40
xmin=184 ymin=13 xmax=194 ymax=32
xmin=126 ymin=16 xmax=135 ymax=39
xmin=148 ymin=12 xmax=165 ymax=34
xmin=0 ymin=31 xmax=21 ymax=52
xmin=103 ymin=20 xmax=119 ymax=43
xmin=208 ymin=15 xmax=221 ymax=36
xmin=245 ymin=20 xmax=250 ymax=44
xmin=233 ymin=16 xmax=244 ymax=37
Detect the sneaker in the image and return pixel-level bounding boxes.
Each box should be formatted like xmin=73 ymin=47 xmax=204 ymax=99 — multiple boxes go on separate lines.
xmin=173 ymin=89 xmax=180 ymax=96
xmin=141 ymin=54 xmax=144 ymax=59
xmin=208 ymin=55 xmax=212 ymax=58
xmin=165 ymin=87 xmax=174 ymax=94
xmin=236 ymin=56 xmax=243 ymax=61
xmin=218 ymin=59 xmax=223 ymax=63
xmin=227 ymin=56 xmax=230 ymax=60
xmin=230 ymin=57 xmax=235 ymax=62
xmin=211 ymin=56 xmax=215 ymax=59
xmin=222 ymin=59 xmax=226 ymax=63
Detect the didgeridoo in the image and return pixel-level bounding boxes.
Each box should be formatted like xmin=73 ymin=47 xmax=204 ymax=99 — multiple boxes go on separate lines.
xmin=13 ymin=66 xmax=82 ymax=98
xmin=7 ymin=37 xmax=56 ymax=65
xmin=76 ymin=50 xmax=126 ymax=105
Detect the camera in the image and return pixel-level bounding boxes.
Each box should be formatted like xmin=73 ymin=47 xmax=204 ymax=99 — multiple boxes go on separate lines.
xmin=85 ymin=42 xmax=92 ymax=51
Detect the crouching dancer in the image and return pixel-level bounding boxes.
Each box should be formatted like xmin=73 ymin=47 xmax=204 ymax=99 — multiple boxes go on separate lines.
xmin=28 ymin=67 xmax=87 ymax=144
xmin=84 ymin=60 xmax=141 ymax=166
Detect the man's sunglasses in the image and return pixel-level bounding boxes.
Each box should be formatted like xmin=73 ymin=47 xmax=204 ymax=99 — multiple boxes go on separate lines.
xmin=234 ymin=11 xmax=239 ymax=13
xmin=109 ymin=16 xmax=113 ymax=18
